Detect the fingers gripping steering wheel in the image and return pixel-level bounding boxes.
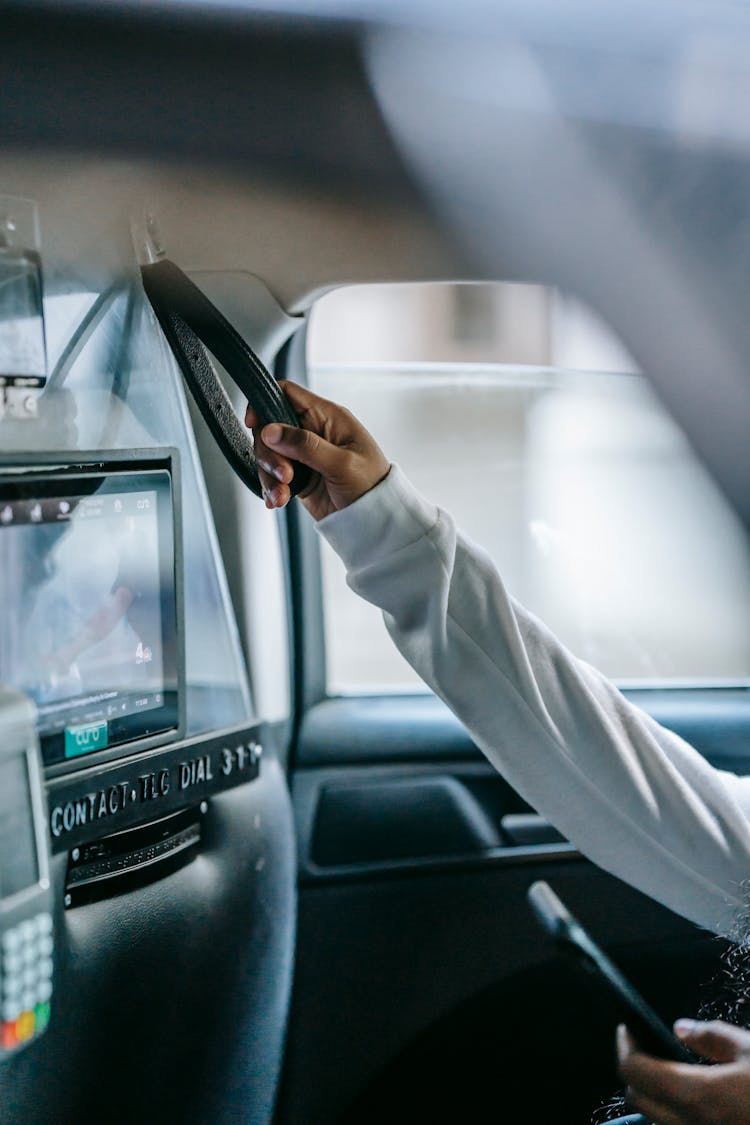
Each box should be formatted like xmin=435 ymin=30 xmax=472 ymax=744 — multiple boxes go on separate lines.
xmin=141 ymin=258 xmax=311 ymax=499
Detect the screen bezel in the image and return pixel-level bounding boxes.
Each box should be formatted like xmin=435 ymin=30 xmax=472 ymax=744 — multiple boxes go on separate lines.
xmin=0 ymin=450 xmax=184 ymax=776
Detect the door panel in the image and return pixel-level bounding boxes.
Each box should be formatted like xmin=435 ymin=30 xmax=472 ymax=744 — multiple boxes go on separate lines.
xmin=279 ymin=858 xmax=725 ymax=1125
xmin=297 ymin=691 xmax=750 ymax=770
xmin=278 ymin=691 xmax=749 ymax=1124
xmin=293 ymin=691 xmax=750 ymax=879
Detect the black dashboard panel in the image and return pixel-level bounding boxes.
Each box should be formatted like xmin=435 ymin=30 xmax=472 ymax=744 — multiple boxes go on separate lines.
xmin=1 ymin=762 xmax=296 ymax=1125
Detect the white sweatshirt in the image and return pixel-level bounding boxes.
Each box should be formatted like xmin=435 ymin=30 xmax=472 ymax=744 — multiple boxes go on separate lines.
xmin=318 ymin=465 xmax=750 ymax=936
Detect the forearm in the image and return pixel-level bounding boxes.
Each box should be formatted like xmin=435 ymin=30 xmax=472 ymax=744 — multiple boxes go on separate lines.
xmin=319 ymin=466 xmax=750 ymax=935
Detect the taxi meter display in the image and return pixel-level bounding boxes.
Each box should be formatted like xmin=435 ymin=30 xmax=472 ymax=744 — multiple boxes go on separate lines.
xmin=0 ymin=461 xmax=179 ymax=766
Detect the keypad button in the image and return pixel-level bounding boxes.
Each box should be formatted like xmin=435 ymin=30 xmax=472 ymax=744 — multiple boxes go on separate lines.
xmin=15 ymin=1011 xmax=34 ymax=1042
xmin=2 ymin=1000 xmax=20 ymax=1023
xmin=22 ymin=967 xmax=37 ymax=992
xmin=22 ymin=942 xmax=37 ymax=966
xmin=3 ymin=974 xmax=23 ymax=1000
xmin=1 ymin=929 xmax=21 ymax=955
xmin=18 ymin=921 xmax=35 ymax=945
xmin=36 ymin=979 xmax=52 ymax=1004
xmin=38 ymin=958 xmax=53 ymax=981
xmin=4 ymin=950 xmax=25 ymax=977
xmin=1 ymin=1021 xmax=17 ymax=1050
xmin=35 ymin=914 xmax=53 ymax=937
xmin=38 ymin=935 xmax=53 ymax=957
xmin=34 ymin=1002 xmax=50 ymax=1032
xmin=21 ymin=990 xmax=35 ymax=1013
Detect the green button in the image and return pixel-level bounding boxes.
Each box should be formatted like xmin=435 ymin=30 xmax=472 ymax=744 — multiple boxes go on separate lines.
xmin=64 ymin=722 xmax=108 ymax=758
xmin=34 ymin=1002 xmax=50 ymax=1032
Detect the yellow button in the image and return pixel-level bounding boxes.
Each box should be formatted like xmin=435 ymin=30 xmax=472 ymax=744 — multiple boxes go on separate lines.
xmin=15 ymin=1011 xmax=34 ymax=1042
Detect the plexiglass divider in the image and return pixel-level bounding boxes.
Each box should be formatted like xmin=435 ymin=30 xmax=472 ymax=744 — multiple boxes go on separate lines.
xmin=0 ymin=267 xmax=253 ymax=739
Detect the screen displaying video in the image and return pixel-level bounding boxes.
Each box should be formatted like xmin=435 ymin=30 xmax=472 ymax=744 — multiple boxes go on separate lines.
xmin=0 ymin=466 xmax=179 ymax=766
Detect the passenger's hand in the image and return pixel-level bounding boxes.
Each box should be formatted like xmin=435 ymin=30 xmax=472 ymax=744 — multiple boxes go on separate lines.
xmin=245 ymin=380 xmax=390 ymax=521
xmin=617 ymin=1020 xmax=750 ymax=1124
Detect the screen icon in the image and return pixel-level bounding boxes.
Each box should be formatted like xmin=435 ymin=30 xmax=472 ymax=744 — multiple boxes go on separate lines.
xmin=64 ymin=722 xmax=108 ymax=759
xmin=57 ymin=500 xmax=70 ymax=516
xmin=0 ymin=505 xmax=12 ymax=525
xmin=29 ymin=503 xmax=41 ymax=523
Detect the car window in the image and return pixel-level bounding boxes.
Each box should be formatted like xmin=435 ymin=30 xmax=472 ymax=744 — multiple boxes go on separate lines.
xmin=308 ymin=282 xmax=750 ymax=694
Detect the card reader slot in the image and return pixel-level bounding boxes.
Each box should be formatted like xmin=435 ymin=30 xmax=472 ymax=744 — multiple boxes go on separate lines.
xmin=64 ymin=805 xmax=203 ymax=907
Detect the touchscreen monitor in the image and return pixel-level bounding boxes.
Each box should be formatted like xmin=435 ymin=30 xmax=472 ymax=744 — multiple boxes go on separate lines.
xmin=0 ymin=462 xmax=179 ymax=766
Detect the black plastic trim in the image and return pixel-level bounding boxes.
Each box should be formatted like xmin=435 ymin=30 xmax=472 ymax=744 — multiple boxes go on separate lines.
xmin=299 ymin=839 xmax=580 ymax=888
xmin=297 ymin=689 xmax=750 ymax=771
xmin=46 ymin=720 xmax=264 ymax=853
xmin=311 ymin=774 xmax=502 ymax=867
xmin=292 ymin=686 xmax=750 ymax=887
xmin=277 ymin=325 xmax=328 ymax=765
xmin=294 ymin=758 xmax=553 ymax=882
xmin=64 ymin=804 xmax=203 ymax=906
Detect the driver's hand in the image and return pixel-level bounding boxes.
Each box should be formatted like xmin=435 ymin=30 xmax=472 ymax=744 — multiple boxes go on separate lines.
xmin=245 ymin=380 xmax=390 ymax=521
xmin=617 ymin=1020 xmax=750 ymax=1124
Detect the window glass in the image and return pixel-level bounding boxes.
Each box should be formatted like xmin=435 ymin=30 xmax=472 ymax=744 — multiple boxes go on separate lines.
xmin=308 ymin=283 xmax=750 ymax=694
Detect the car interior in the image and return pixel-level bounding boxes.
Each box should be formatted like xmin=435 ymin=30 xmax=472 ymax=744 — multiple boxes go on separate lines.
xmin=1 ymin=2 xmax=749 ymax=1123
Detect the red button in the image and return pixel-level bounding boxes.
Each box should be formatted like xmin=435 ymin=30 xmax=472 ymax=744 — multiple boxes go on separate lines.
xmin=1 ymin=1021 xmax=17 ymax=1050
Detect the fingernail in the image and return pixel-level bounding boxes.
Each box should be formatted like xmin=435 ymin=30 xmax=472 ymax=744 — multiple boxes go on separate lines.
xmin=272 ymin=465 xmax=286 ymax=482
xmin=674 ymin=1019 xmax=696 ymax=1037
xmin=616 ymin=1025 xmax=628 ymax=1057
xmin=264 ymin=424 xmax=283 ymax=445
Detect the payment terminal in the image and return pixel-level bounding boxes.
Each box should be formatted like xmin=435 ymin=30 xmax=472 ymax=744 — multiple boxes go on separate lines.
xmin=0 ymin=686 xmax=53 ymax=1056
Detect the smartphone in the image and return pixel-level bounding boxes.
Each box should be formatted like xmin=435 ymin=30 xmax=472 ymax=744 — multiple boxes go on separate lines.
xmin=527 ymin=881 xmax=696 ymax=1063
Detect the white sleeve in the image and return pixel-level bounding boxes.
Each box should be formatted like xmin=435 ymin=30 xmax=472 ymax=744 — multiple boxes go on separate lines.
xmin=318 ymin=465 xmax=750 ymax=936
